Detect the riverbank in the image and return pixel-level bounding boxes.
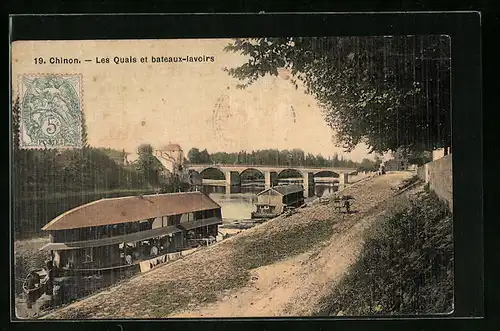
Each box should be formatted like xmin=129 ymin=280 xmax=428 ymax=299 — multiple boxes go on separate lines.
xmin=315 ymin=186 xmax=453 ymax=316
xmin=40 ymin=171 xmax=413 ymax=319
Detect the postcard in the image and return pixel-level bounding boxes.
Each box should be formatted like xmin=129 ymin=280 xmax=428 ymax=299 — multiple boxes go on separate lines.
xmin=12 ymin=37 xmax=453 ymax=319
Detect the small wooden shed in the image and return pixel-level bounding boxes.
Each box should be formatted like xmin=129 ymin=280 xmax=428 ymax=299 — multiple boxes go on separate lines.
xmin=251 ymin=184 xmax=305 ymax=218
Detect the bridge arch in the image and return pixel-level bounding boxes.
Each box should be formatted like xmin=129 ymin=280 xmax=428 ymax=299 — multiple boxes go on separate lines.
xmin=239 ymin=168 xmax=265 ymax=181
xmin=277 ymin=168 xmax=303 ymax=179
xmin=199 ymin=167 xmax=225 ymax=180
xmin=313 ymin=170 xmax=340 ymax=178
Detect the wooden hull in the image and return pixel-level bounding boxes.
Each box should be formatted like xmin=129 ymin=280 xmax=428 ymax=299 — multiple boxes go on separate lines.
xmin=251 ymin=212 xmax=279 ymax=219
xmin=22 ymin=250 xmax=185 ymax=310
xmin=61 ymin=263 xmax=140 ymax=277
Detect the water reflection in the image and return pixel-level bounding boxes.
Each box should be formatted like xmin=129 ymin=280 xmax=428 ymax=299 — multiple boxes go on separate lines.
xmin=314 ymin=183 xmax=338 ymax=198
xmin=200 ymin=181 xmax=338 ymax=222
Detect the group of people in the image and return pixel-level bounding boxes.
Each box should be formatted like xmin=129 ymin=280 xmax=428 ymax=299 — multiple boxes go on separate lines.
xmin=123 ymin=239 xmax=166 ymax=265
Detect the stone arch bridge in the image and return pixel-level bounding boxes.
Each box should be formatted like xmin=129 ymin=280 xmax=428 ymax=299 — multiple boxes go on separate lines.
xmin=186 ymin=164 xmax=357 ymax=197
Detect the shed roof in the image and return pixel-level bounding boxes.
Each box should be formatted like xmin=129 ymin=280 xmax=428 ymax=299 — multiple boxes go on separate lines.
xmin=42 ymin=192 xmax=221 ymax=231
xmin=257 ymin=184 xmax=304 ymax=196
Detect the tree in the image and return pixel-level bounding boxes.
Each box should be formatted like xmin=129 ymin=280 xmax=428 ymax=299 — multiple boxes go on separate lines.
xmin=187 ymin=146 xmax=364 ymax=169
xmin=358 ymin=158 xmax=378 ymax=172
xmin=224 ymin=36 xmax=451 ymax=154
xmin=187 ymin=148 xmax=201 ymax=164
xmin=158 ymin=171 xmax=189 ymax=193
xmin=12 ymin=96 xmax=21 ymax=151
xmin=405 ymin=150 xmax=433 ymax=166
xmin=332 ymin=153 xmax=340 ymax=167
xmin=136 ymin=144 xmax=163 ymax=186
xmin=12 ymin=96 xmax=22 ymax=205
xmin=199 ymin=149 xmax=212 ymax=164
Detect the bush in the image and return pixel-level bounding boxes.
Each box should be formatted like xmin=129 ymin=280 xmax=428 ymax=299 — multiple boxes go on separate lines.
xmin=316 ymin=190 xmax=453 ymax=316
xmin=399 ymin=175 xmax=421 ymax=189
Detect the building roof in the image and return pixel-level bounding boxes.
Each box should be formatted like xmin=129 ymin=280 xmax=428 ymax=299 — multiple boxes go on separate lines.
xmin=160 ymin=143 xmax=182 ymax=151
xmin=42 ymin=192 xmax=221 ymax=231
xmin=257 ymin=184 xmax=304 ymax=196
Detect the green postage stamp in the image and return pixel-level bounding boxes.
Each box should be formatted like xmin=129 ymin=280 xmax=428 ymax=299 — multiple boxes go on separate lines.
xmin=19 ymin=74 xmax=83 ymax=149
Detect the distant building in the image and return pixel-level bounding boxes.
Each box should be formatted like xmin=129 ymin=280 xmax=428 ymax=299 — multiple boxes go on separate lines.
xmin=251 ymin=184 xmax=305 ymax=219
xmin=155 ymin=143 xmax=185 ymax=174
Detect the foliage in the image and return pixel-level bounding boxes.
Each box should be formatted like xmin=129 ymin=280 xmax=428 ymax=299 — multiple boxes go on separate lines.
xmin=224 ymin=36 xmax=451 ymax=154
xmin=404 ymin=150 xmax=433 ymax=166
xmin=358 ymin=158 xmax=381 ymax=172
xmin=193 ymin=147 xmax=359 ymax=169
xmin=136 ymin=144 xmax=164 ymax=186
xmin=12 ymin=96 xmax=21 ymax=153
xmin=97 ymin=148 xmax=128 ymax=165
xmin=158 ymin=171 xmax=191 ymax=193
xmin=187 ymin=148 xmax=211 ymax=164
xmin=13 ymin=148 xmax=146 ymax=196
xmin=317 ymin=191 xmax=453 ymax=315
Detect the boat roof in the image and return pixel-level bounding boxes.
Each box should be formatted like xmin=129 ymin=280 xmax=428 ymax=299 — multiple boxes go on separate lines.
xmin=40 ymin=225 xmax=182 ymax=251
xmin=42 ymin=191 xmax=221 ymax=231
xmin=178 ymin=217 xmax=222 ymax=231
xmin=256 ymin=184 xmax=304 ymax=196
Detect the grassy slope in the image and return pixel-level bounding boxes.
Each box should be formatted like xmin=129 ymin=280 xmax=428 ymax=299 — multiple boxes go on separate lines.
xmin=315 ymin=188 xmax=453 ymax=316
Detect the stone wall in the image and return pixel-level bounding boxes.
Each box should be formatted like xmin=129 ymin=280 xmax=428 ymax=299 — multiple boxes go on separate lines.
xmin=417 ymin=154 xmax=453 ymax=210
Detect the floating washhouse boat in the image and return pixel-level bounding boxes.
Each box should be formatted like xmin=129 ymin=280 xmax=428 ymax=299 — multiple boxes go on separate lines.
xmin=251 ymin=184 xmax=305 ymax=219
xmin=23 ymin=191 xmax=222 ymax=309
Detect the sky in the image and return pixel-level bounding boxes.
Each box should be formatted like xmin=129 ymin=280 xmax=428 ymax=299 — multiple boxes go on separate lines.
xmin=12 ymin=39 xmax=376 ymax=162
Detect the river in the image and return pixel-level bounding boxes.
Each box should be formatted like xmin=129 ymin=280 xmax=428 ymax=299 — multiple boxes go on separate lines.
xmin=200 ymin=181 xmax=339 ymax=222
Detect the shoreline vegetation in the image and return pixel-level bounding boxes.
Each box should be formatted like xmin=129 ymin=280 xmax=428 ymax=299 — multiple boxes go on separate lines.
xmin=315 ymin=187 xmax=453 ymax=316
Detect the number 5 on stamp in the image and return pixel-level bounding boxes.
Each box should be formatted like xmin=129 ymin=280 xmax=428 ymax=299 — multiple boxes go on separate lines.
xmin=18 ymin=74 xmax=84 ymax=149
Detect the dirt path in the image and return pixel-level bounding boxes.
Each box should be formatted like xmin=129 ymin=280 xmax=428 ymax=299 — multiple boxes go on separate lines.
xmin=171 ymin=172 xmax=412 ymax=318
xmin=41 ymin=171 xmax=413 ymax=319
